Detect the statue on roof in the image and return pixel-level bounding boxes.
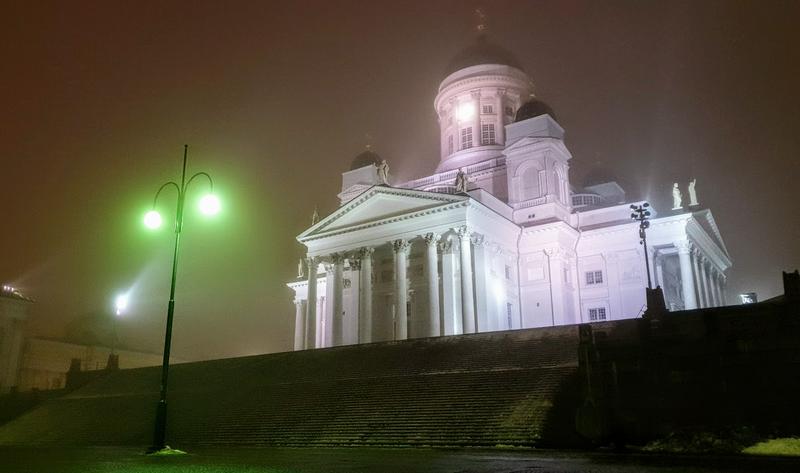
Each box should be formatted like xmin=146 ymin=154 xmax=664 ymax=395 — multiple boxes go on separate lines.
xmin=376 ymin=159 xmax=390 ymax=185
xmin=311 ymin=206 xmax=320 ymax=226
xmin=297 ymin=258 xmax=305 ymax=279
xmin=688 ymin=178 xmax=699 ymax=207
xmin=671 ymin=183 xmax=683 ymax=210
xmin=455 ymin=168 xmax=469 ymax=193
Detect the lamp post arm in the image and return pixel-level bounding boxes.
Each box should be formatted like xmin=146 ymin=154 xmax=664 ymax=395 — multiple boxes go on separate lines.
xmin=151 ymin=182 xmax=181 ymax=209
xmin=184 ymin=171 xmax=214 ymax=194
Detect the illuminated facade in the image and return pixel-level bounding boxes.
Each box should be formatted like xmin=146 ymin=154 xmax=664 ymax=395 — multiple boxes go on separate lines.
xmin=287 ymin=35 xmax=731 ymax=350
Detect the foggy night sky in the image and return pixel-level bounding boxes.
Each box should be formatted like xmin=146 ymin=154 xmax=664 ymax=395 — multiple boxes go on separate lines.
xmin=2 ymin=1 xmax=798 ymax=361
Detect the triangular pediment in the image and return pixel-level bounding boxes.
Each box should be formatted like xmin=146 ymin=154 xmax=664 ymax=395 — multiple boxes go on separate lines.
xmin=299 ymin=186 xmax=467 ymax=240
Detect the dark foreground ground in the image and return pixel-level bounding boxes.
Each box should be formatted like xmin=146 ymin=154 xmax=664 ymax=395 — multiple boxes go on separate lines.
xmin=2 ymin=447 xmax=799 ymax=473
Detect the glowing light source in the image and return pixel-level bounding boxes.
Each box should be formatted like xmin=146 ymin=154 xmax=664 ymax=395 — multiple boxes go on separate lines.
xmin=144 ymin=210 xmax=163 ymax=229
xmin=115 ymin=293 xmax=129 ymax=316
xmin=198 ymin=193 xmax=221 ymax=216
xmin=456 ymin=102 xmax=475 ymax=121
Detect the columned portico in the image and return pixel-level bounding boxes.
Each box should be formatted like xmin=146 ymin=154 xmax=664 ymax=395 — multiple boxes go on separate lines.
xmin=676 ymin=241 xmax=698 ymax=310
xmin=393 ymin=239 xmax=411 ymax=340
xmin=456 ymin=226 xmax=476 ymax=334
xmin=424 ymin=233 xmax=441 ymax=337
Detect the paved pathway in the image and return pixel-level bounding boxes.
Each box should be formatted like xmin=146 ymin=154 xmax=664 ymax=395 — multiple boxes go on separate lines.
xmin=3 ymin=447 xmax=799 ymax=473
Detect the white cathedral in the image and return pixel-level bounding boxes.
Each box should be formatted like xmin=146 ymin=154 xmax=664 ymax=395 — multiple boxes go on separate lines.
xmin=287 ymin=35 xmax=732 ymax=350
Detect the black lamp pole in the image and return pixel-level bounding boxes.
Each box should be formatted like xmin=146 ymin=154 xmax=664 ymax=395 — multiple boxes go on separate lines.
xmin=630 ymin=202 xmax=653 ymax=290
xmin=148 ymin=145 xmax=214 ymax=453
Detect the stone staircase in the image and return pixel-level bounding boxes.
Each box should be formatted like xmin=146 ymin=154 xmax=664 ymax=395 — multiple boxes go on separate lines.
xmin=0 ymin=326 xmax=583 ymax=447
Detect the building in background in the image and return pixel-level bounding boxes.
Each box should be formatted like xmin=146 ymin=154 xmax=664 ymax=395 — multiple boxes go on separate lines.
xmin=0 ymin=286 xmax=32 ymax=393
xmin=16 ymin=338 xmax=165 ymax=391
xmin=287 ymin=33 xmax=732 ymax=350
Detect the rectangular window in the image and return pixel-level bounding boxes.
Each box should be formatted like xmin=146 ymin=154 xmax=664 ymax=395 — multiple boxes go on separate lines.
xmin=588 ymin=307 xmax=607 ymax=321
xmin=585 ymin=270 xmax=603 ymax=285
xmin=461 ymin=127 xmax=473 ymax=149
xmin=482 ymin=104 xmax=493 ymax=114
xmin=447 ymin=135 xmax=453 ymax=154
xmin=506 ymin=302 xmax=513 ymax=329
xmin=480 ymin=123 xmax=495 ymax=145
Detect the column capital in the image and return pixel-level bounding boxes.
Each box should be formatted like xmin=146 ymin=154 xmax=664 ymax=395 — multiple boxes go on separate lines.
xmin=424 ymin=232 xmax=441 ymax=246
xmin=349 ymin=259 xmax=362 ymax=271
xmin=330 ymin=252 xmax=345 ymax=264
xmin=454 ymin=225 xmax=471 ymax=240
xmin=545 ymin=247 xmax=569 ymax=259
xmin=392 ymin=239 xmax=411 ymax=253
xmin=470 ymin=233 xmax=485 ymax=246
xmin=675 ymin=240 xmax=693 ymax=254
xmin=438 ymin=239 xmax=454 ymax=253
xmin=358 ymin=246 xmax=375 ymax=258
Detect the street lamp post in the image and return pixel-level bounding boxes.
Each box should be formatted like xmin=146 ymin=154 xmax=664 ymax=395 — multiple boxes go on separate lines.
xmin=630 ymin=202 xmax=653 ymax=289
xmin=144 ymin=145 xmax=219 ymax=453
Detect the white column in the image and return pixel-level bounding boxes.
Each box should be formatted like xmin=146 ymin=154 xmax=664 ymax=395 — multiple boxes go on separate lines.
xmin=701 ymin=257 xmax=712 ymax=307
xmin=676 ymin=241 xmax=698 ymax=310
xmin=711 ymin=270 xmax=722 ymax=306
xmin=456 ymin=226 xmax=476 ymax=334
xmin=440 ymin=239 xmax=461 ymax=335
xmin=293 ymin=300 xmax=305 ymax=351
xmin=495 ymin=90 xmax=505 ymax=145
xmin=691 ymin=250 xmax=706 ymax=308
xmin=346 ymin=257 xmax=361 ymax=345
xmin=323 ymin=261 xmax=335 ymax=348
xmin=393 ymin=239 xmax=411 ymax=340
xmin=359 ymin=247 xmax=374 ymax=344
xmin=331 ymin=254 xmax=344 ymax=346
xmin=472 ymin=91 xmax=482 ymax=147
xmin=472 ymin=233 xmax=489 ymax=331
xmin=655 ymin=253 xmax=665 ymax=289
xmin=305 ymin=257 xmax=318 ymax=349
xmin=424 ymin=233 xmax=441 ymax=337
xmin=708 ymin=270 xmax=717 ymax=307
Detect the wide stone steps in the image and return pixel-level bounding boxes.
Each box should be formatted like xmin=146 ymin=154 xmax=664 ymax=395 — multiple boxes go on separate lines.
xmin=0 ymin=327 xmax=582 ymax=447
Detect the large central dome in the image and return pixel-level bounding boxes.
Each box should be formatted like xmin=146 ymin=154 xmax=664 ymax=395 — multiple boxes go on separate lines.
xmin=444 ymin=34 xmax=523 ymax=77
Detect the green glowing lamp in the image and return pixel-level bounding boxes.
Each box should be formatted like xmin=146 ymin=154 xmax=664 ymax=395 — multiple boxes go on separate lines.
xmin=198 ymin=193 xmax=221 ymax=216
xmin=144 ymin=210 xmax=163 ymax=229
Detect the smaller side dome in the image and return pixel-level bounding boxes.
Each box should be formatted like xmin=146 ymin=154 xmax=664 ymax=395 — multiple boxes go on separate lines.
xmin=514 ymin=98 xmax=557 ymax=123
xmin=350 ymin=149 xmax=382 ymax=171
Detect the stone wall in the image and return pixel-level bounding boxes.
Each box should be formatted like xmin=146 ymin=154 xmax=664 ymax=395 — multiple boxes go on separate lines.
xmin=577 ymin=293 xmax=800 ymax=444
